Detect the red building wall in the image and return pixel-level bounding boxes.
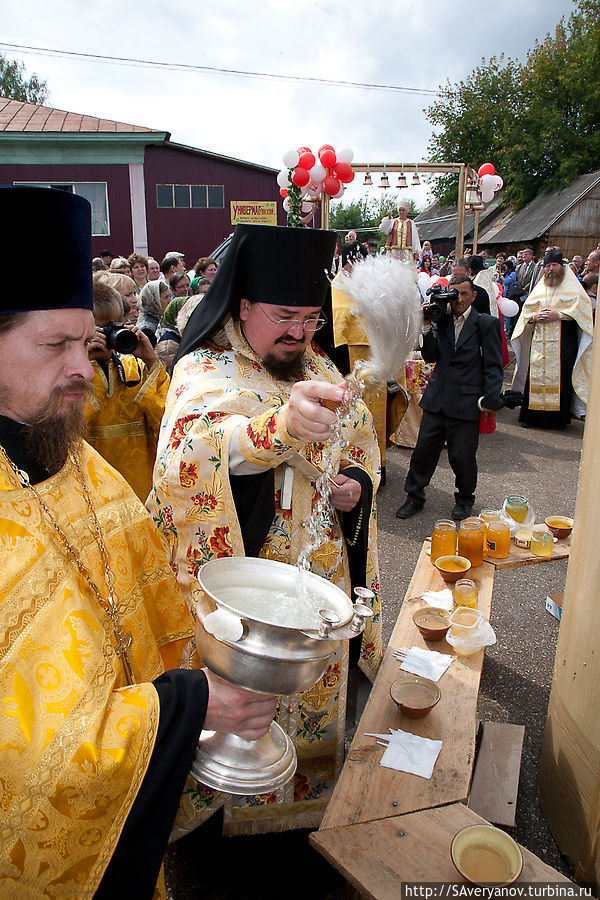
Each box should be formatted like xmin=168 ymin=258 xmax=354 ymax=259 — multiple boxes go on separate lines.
xmin=143 ymin=143 xmax=285 ymax=262
xmin=0 ymin=163 xmax=133 ymax=258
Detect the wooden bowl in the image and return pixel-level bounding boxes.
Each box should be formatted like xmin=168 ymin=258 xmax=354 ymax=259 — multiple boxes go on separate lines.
xmin=434 ymin=555 xmax=471 ymax=584
xmin=390 ymin=675 xmax=441 ymax=718
xmin=412 ymin=607 xmax=451 ymax=641
xmin=451 ymin=824 xmax=523 ymax=886
xmin=544 ymin=516 xmax=573 ymax=539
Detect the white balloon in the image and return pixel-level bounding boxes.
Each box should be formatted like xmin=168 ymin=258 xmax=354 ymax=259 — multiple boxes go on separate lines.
xmin=417 ymin=272 xmax=432 ymax=289
xmin=337 ymin=147 xmax=354 ymax=164
xmin=492 ymin=175 xmax=504 ymax=191
xmin=497 ymin=297 xmax=519 ymax=317
xmin=332 ymin=184 xmax=345 ymax=200
xmin=283 ymin=197 xmax=291 ymax=212
xmin=480 ymin=174 xmax=496 ymax=192
xmin=282 ymin=149 xmax=299 ymax=168
xmin=302 ymin=200 xmax=314 ymax=212
xmin=309 ymin=163 xmax=327 ymax=184
xmin=277 ymin=169 xmax=291 ymax=189
xmin=306 ymin=181 xmax=322 ymax=198
xmin=481 ymin=188 xmax=494 ymax=203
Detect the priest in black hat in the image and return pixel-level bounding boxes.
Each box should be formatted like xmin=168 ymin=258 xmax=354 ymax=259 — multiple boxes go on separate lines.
xmin=148 ymin=222 xmax=383 ymax=838
xmin=510 ymin=247 xmax=593 ymax=428
xmin=0 ymin=187 xmax=276 ymax=899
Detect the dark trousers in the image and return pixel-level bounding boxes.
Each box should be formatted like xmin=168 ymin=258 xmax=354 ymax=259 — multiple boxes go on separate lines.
xmin=404 ymin=410 xmax=480 ymax=506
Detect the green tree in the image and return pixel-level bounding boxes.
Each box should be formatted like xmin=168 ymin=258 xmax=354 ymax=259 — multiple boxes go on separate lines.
xmin=330 ymin=193 xmax=420 ymax=248
xmin=425 ymin=0 xmax=600 ymax=209
xmin=0 ymin=54 xmax=49 ymax=104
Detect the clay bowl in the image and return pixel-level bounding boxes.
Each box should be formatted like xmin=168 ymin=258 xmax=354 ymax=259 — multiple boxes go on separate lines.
xmin=544 ymin=516 xmax=573 ymax=539
xmin=390 ymin=674 xmax=441 ymax=718
xmin=451 ymin=824 xmax=523 ymax=887
xmin=412 ymin=607 xmax=451 ymax=642
xmin=434 ymin=555 xmax=471 ymax=584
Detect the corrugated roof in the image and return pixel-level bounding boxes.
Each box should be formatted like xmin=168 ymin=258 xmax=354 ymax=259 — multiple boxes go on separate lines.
xmin=0 ymin=97 xmax=158 ymax=133
xmin=479 ymin=170 xmax=600 ymax=244
xmin=415 ymin=195 xmax=503 ymax=241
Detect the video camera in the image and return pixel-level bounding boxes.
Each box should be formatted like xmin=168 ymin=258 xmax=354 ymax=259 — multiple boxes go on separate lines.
xmin=423 ymin=283 xmax=459 ymax=323
xmin=101 ymin=322 xmax=138 ymax=355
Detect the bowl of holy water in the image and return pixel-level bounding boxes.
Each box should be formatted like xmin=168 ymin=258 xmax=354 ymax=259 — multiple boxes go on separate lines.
xmin=190 ymin=556 xmax=373 ymax=795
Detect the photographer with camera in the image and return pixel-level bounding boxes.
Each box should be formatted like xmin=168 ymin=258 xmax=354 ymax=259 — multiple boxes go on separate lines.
xmin=85 ymin=279 xmax=170 ymax=501
xmin=395 ymin=274 xmax=503 ymax=521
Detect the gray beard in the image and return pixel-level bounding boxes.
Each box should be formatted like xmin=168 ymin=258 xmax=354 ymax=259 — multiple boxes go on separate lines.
xmin=544 ymin=269 xmax=565 ymax=288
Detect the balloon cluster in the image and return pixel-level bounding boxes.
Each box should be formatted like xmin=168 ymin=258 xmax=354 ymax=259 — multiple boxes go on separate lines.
xmin=477 ymin=163 xmax=503 ymax=204
xmin=277 ymin=146 xmax=355 ymax=217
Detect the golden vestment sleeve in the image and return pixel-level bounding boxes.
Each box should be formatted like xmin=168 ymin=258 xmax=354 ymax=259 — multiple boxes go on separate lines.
xmin=0 ymin=443 xmax=193 ymax=897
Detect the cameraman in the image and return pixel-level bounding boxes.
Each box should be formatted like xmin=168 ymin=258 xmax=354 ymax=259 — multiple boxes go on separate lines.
xmin=85 ymin=280 xmax=170 ymax=501
xmin=396 ymin=274 xmax=503 ymax=521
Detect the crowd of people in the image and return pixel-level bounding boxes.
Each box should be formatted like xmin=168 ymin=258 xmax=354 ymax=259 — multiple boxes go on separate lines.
xmin=1 ymin=184 xmax=596 ymax=898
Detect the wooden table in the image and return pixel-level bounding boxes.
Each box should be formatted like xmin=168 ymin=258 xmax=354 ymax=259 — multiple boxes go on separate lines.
xmin=320 ymin=545 xmax=495 ymax=830
xmin=482 ymin=530 xmax=571 ymax=569
xmin=311 ymin=804 xmax=572 ymax=897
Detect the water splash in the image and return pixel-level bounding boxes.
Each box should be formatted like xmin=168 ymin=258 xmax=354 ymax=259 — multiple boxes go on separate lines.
xmin=296 ymin=254 xmax=421 ymax=594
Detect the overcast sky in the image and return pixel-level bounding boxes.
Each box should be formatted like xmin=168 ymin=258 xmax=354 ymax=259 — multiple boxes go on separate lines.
xmin=4 ymin=0 xmax=573 ymax=209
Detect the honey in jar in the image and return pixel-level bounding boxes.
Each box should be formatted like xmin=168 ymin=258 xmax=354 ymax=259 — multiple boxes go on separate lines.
xmin=485 ymin=521 xmax=511 ymax=559
xmin=430 ymin=519 xmax=457 ymax=564
xmin=452 ymin=578 xmax=478 ymax=610
xmin=505 ymin=495 xmax=529 ymax=524
xmin=457 ymin=519 xmax=484 ymax=567
xmin=531 ymin=529 xmax=553 ymax=558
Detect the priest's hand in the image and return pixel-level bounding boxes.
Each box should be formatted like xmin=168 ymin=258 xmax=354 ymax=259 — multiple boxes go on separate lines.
xmin=535 ymin=308 xmax=560 ymax=323
xmin=203 ymin=670 xmax=277 ymax=740
xmin=330 ymin=473 xmax=361 ymax=511
xmin=286 ymin=381 xmax=345 ymax=443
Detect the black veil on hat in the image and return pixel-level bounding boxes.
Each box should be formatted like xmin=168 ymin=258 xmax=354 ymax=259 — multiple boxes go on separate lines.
xmin=175 ymin=224 xmax=337 ymax=366
xmin=0 ymin=186 xmax=93 ymax=313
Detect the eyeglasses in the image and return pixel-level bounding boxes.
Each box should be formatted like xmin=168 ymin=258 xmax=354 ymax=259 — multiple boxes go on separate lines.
xmin=257 ymin=304 xmax=327 ymax=333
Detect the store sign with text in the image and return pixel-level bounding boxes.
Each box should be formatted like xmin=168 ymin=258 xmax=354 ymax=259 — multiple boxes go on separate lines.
xmin=230 ymin=201 xmax=277 ymax=225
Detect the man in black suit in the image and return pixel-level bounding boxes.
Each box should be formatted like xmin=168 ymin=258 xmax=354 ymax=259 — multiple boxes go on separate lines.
xmin=396 ymin=275 xmax=504 ymax=521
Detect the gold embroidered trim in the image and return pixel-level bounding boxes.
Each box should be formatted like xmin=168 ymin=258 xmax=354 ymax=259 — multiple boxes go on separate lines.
xmin=87 ymin=421 xmax=146 ymax=440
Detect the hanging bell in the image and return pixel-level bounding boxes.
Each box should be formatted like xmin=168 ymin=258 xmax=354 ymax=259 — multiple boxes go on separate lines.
xmin=379 ymin=168 xmax=391 ymax=188
xmin=363 ymin=168 xmax=373 ymax=187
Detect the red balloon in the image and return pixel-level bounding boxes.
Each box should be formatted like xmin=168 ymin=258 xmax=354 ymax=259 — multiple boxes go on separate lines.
xmin=298 ymin=151 xmax=315 ymax=170
xmin=297 ymin=146 xmax=311 ymax=155
xmin=333 ymin=161 xmax=353 ymax=183
xmin=319 ymin=149 xmax=336 ymax=168
xmin=318 ymin=144 xmax=334 ymax=156
xmin=291 ymin=166 xmax=310 ymax=187
xmin=323 ymin=175 xmax=341 ymax=196
xmin=280 ymin=188 xmax=288 ymax=198
xmin=478 ymin=162 xmax=495 ymax=178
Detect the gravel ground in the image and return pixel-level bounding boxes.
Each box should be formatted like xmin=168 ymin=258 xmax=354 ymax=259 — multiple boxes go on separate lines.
xmin=165 ymin=396 xmax=583 ymax=897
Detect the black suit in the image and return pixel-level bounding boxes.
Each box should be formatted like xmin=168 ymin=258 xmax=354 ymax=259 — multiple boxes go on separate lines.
xmin=404 ymin=306 xmax=503 ymax=507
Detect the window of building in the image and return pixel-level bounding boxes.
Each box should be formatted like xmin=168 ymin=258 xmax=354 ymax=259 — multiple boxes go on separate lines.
xmin=156 ymin=184 xmax=224 ymax=209
xmin=13 ymin=181 xmax=110 ymax=235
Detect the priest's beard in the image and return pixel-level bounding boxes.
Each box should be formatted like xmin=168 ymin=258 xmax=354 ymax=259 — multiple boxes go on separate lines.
xmin=261 ymin=339 xmax=305 ymax=382
xmin=544 ymin=269 xmax=565 ymax=288
xmin=24 ymin=381 xmax=93 ymax=475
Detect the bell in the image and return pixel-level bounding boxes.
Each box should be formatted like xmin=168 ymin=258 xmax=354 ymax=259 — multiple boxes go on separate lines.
xmin=363 ymin=168 xmax=373 ymax=187
xmin=412 ymin=168 xmax=421 ymax=186
xmin=396 ymin=171 xmax=408 ymax=189
xmin=379 ymin=170 xmax=391 ymax=189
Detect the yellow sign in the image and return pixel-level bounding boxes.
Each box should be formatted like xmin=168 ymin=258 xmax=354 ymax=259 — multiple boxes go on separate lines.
xmin=231 ymin=201 xmax=277 ymax=225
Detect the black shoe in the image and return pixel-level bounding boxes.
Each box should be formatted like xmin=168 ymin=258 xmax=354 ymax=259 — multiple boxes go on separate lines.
xmin=452 ymin=503 xmax=472 ymax=521
xmin=395 ymin=497 xmax=424 ymax=519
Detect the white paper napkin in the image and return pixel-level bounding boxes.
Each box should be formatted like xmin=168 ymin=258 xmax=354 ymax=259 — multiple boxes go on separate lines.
xmin=365 ymin=728 xmax=443 ymax=778
xmin=422 ymin=588 xmax=454 ymax=612
xmin=399 ymin=646 xmax=453 ymax=682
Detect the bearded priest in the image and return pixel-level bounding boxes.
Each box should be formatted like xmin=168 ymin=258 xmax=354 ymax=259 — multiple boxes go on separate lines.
xmin=0 ymin=187 xmax=276 ymax=899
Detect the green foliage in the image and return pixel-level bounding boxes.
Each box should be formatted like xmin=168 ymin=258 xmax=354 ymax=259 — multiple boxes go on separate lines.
xmin=0 ymin=53 xmax=49 ymax=104
xmin=425 ymin=0 xmax=600 ymax=210
xmin=330 ymin=193 xmax=419 ymax=248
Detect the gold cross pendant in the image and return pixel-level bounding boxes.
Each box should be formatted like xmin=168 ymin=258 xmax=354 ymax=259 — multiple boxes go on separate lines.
xmin=115 ymin=628 xmax=135 ymax=685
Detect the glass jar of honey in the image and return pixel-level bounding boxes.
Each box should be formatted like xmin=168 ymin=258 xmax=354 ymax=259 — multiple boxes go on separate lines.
xmin=457 ymin=519 xmax=484 ymax=567
xmin=431 ymin=520 xmax=457 ymax=564
xmin=452 ymin=578 xmax=478 ymax=610
xmin=505 ymin=495 xmax=529 ymax=524
xmin=485 ymin=521 xmax=511 ymax=559
xmin=531 ymin=529 xmax=553 ymax=558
